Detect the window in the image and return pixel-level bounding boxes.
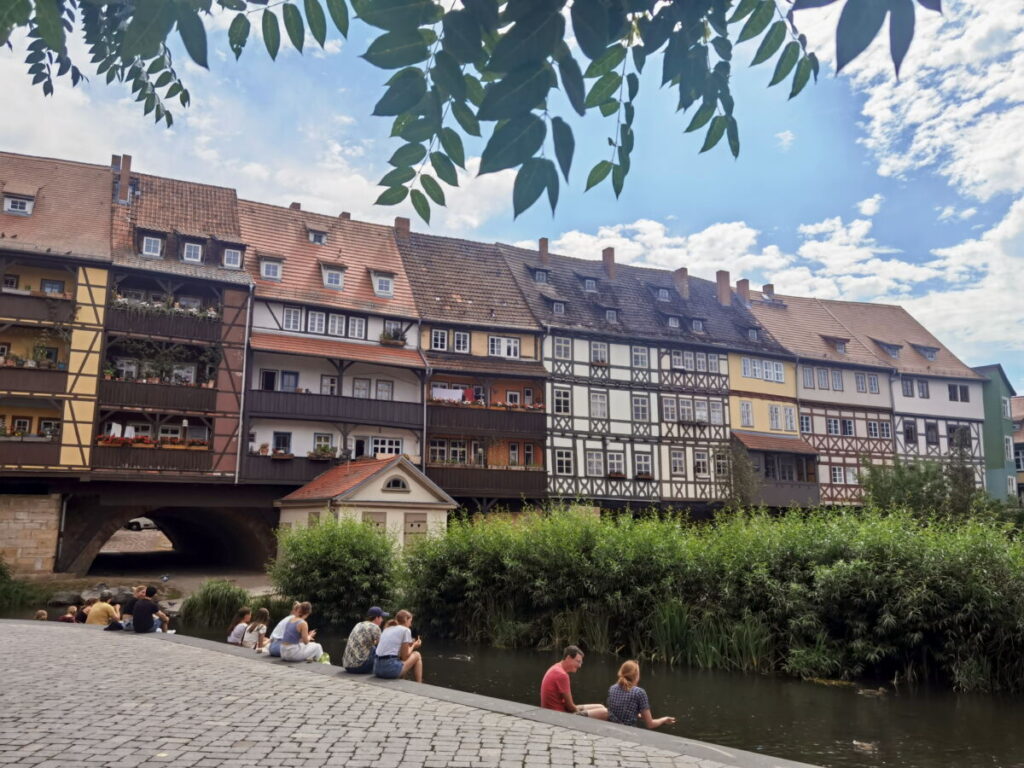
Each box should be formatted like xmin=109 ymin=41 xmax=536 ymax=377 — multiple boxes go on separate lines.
xmin=553 ymin=337 xmax=572 ymax=360
xmin=327 ymin=314 xmax=345 ymax=336
xmin=504 ymin=442 xmax=519 ymax=466
xmin=448 ymin=440 xmax=467 ymax=463
xmin=223 ymin=248 xmax=242 ymax=269
xmin=552 ymin=301 xmax=565 ymax=315
xmin=632 ymin=346 xmax=648 ymax=368
xmin=692 ymin=319 xmax=704 ymax=332
xmin=309 ymin=230 xmax=327 ymax=245
xmin=383 ymin=319 xmax=403 ymax=339
xmin=453 ymin=331 xmax=470 ymax=353
xmin=307 ymin=311 xmax=326 ymax=334
xmin=769 ymin=405 xmax=781 ymax=430
xmin=428 ymin=439 xmax=447 ymax=464
xmin=431 ymin=329 xmax=448 ymax=351
xmin=868 ymin=421 xmax=879 ymax=438
xmin=605 ymin=309 xmax=618 ymax=323
xmin=115 ymin=358 xmax=139 ymax=380
xmin=683 ymin=351 xmax=695 ymax=370
xmin=657 ymin=287 xmax=670 ymax=301
xmin=178 ymin=295 xmax=201 ymax=310
xmin=320 ymin=375 xmax=338 ymax=395
xmin=631 ymin=394 xmax=649 ymax=422
xmin=803 ymin=367 xmax=815 ymax=389
xmin=590 ymin=341 xmax=608 ymax=364
xmin=800 ymin=414 xmax=812 ymax=433
xmin=555 ymin=449 xmax=574 ymax=475
xmin=902 ymin=378 xmax=915 ymax=398
xmin=583 ymin=278 xmax=597 ymax=292
xmin=38 ymin=419 xmax=60 ymax=436
xmin=694 ymin=400 xmax=709 ymax=423
xmin=827 ymin=418 xmax=840 ymax=436
xmin=841 ymin=419 xmax=854 ymax=436
xmin=524 ymin=388 xmax=534 ymax=405
xmin=668 ymin=316 xmax=680 ymax=328
xmin=260 ymin=260 xmax=281 ymax=280
xmin=141 ymin=236 xmax=163 ymax=258
xmin=524 ymin=443 xmax=535 ymax=466
xmin=879 ymin=422 xmax=891 ymax=439
xmin=313 ymin=433 xmax=334 ymax=450
xmin=182 ymin=243 xmax=203 ymax=263
xmin=707 ymin=353 xmax=719 ymax=373
xmin=784 ymin=407 xmax=796 ymax=431
xmin=880 ymin=343 xmax=900 ymax=359
xmin=534 ymin=270 xmax=548 ymax=283
xmin=3 ymin=196 xmax=32 ymax=215
xmin=0 ymin=342 xmax=8 ymax=357
xmin=904 ymin=421 xmax=917 ymax=443
xmin=679 ymin=398 xmax=694 ymax=423
xmin=948 ymin=384 xmax=969 ymax=402
xmin=323 ymin=268 xmax=344 ymax=289
xmin=855 ymin=373 xmax=867 ymax=393
xmin=696 ymin=353 xmax=707 ymax=372
xmin=589 ymin=391 xmax=608 ymax=419
xmin=868 ymin=375 xmax=880 ymax=394
xmin=747 ymin=328 xmax=759 ymax=342
xmin=917 ymin=380 xmax=930 ymax=399
xmin=375 ymin=380 xmax=394 ymax=400
xmin=2 ymin=274 xmax=17 ymax=289
xmin=606 ymin=451 xmax=625 ymax=475
xmin=740 ymin=401 xmax=754 ymax=428
xmin=817 ymin=368 xmax=830 ymax=390
xmin=715 ymin=453 xmax=729 ymax=478
xmin=282 ymin=306 xmax=302 ymax=331
xmin=1002 ymin=397 xmax=1012 ymax=419
xmin=553 ymin=388 xmax=571 ymax=415
xmin=260 ymin=369 xmax=278 ymax=391
xmin=1016 ymin=447 xmax=1024 ymax=472
xmin=272 ymin=432 xmax=292 ymax=454
xmin=506 ymin=391 xmax=520 ymax=406
xmin=670 ymin=449 xmax=686 ymax=476
xmin=352 ymin=378 xmax=371 ymax=398
xmin=1005 ymin=436 xmax=1014 ymax=462
xmin=662 ymin=396 xmax=678 ymax=422
xmin=710 ymin=401 xmax=724 ymax=425
xmin=371 ymin=437 xmax=403 ymax=455
xmin=835 ymin=341 xmax=847 ymax=354
xmin=488 ymin=336 xmax=520 ymax=358
xmin=347 ymin=316 xmax=366 ymax=339
xmin=171 ymin=363 xmax=196 ymax=384
xmin=12 ymin=417 xmax=32 ymax=434
xmin=773 ymin=361 xmax=785 ymax=383
xmin=925 ymin=422 xmax=939 ymax=446
xmin=384 ymin=477 xmax=409 ymax=492
xmin=634 ymin=453 xmax=652 ymax=476
xmin=694 ymin=450 xmax=709 ymax=476
xmin=40 ymin=279 xmax=64 ymax=295
xmin=949 ymin=425 xmax=970 ymax=450
xmin=831 ymin=466 xmax=845 ymax=484
xmin=916 ymin=345 xmax=938 ymax=361
xmin=751 ymin=359 xmax=764 ymax=380
xmin=1009 ymin=476 xmax=1018 ymax=496
xmin=280 ymin=371 xmax=299 ymax=392
xmin=831 ymin=370 xmax=844 ymax=391
xmin=586 ymin=450 xmax=604 ymax=477
xmin=374 ymin=275 xmax=394 ymax=297
xmin=846 ymin=467 xmax=859 ymax=485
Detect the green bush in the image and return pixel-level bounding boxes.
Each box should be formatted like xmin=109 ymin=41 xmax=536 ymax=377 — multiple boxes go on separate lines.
xmin=268 ymin=517 xmax=397 ymax=626
xmin=0 ymin=556 xmax=39 ymax=612
xmin=178 ymin=579 xmax=251 ymax=628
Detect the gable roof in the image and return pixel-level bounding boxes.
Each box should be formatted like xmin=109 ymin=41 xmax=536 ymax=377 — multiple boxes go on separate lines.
xmin=0 ymin=152 xmax=112 ymax=262
xmin=973 ymin=364 xmax=1017 ymax=396
xmin=277 ymin=455 xmax=455 ymax=505
xmin=733 ymin=430 xmax=818 ymax=455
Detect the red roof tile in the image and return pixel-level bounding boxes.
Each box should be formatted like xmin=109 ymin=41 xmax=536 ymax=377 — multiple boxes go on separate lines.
xmin=733 ymin=430 xmax=818 ymax=455
xmin=280 ymin=456 xmax=397 ymax=501
xmin=250 ymin=331 xmax=425 ymax=368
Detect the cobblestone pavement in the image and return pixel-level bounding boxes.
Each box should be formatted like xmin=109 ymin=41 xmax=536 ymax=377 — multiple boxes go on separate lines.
xmin=0 ymin=621 xmax=816 ymax=768
xmin=100 ymin=529 xmax=174 ymax=553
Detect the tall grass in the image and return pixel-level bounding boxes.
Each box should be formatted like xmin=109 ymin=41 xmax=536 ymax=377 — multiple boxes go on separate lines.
xmin=0 ymin=557 xmax=40 ymax=612
xmin=178 ymin=580 xmax=252 ymax=628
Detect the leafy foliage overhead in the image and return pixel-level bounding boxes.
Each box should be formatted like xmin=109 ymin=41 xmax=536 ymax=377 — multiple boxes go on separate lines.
xmin=1 ymin=0 xmax=940 ymax=222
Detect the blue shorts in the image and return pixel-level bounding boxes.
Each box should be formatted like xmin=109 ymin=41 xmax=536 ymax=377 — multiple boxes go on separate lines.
xmin=269 ymin=639 xmax=282 ymax=657
xmin=374 ymin=656 xmax=403 ymax=679
xmin=345 ymin=657 xmax=375 ymax=674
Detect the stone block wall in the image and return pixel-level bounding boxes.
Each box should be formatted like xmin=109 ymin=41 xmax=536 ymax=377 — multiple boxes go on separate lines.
xmin=0 ymin=494 xmax=60 ymax=574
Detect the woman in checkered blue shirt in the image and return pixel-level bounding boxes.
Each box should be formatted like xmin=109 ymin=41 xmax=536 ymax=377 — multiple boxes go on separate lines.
xmin=605 ymin=661 xmax=676 ymax=729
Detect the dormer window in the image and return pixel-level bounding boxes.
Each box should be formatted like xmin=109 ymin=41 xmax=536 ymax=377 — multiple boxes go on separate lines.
xmin=913 ymin=344 xmax=938 ymax=361
xmin=747 ymin=328 xmax=759 ymax=342
xmin=141 ymin=236 xmax=163 ymax=258
xmin=534 ymin=270 xmax=548 ymax=284
xmin=605 ymin=309 xmax=618 ymax=323
xmin=383 ymin=477 xmax=409 ymax=492
xmin=182 ymin=243 xmax=203 ymax=263
xmin=373 ymin=272 xmax=394 ymax=298
xmin=553 ymin=301 xmax=565 ymax=315
xmin=583 ymin=278 xmax=597 ymax=292
xmin=668 ymin=316 xmax=680 ymax=328
xmin=260 ymin=259 xmax=282 ymax=281
xmin=692 ymin=319 xmax=704 ymax=332
xmin=878 ymin=342 xmax=901 ymax=359
xmin=835 ymin=341 xmax=847 ymax=354
xmin=322 ymin=267 xmax=345 ymax=290
xmin=222 ymin=248 xmax=242 ymax=269
xmin=657 ymin=288 xmax=670 ymax=301
xmin=308 ymin=230 xmax=327 ymax=245
xmin=3 ymin=196 xmax=33 ymax=215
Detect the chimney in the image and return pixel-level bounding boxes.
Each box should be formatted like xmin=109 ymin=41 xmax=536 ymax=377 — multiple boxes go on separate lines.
xmin=117 ymin=154 xmax=132 ymax=205
xmin=339 ymin=211 xmax=351 ymax=221
xmin=673 ymin=267 xmax=690 ymax=300
xmin=289 ymin=202 xmax=301 ymax=210
xmin=395 ymin=216 xmax=410 ymax=240
xmin=736 ymin=278 xmax=750 ymax=305
xmin=762 ymin=283 xmax=775 ymax=300
xmin=716 ymin=269 xmax=731 ymax=307
xmin=602 ymin=246 xmax=616 ymax=279
xmin=538 ymin=237 xmax=549 ymax=265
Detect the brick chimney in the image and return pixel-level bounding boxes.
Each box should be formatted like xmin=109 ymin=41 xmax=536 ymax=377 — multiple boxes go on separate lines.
xmin=602 ymin=247 xmax=616 ymax=279
xmin=736 ymin=278 xmax=750 ymax=305
xmin=538 ymin=237 xmax=549 ymax=265
xmin=289 ymin=202 xmax=301 ymax=210
xmin=114 ymin=154 xmax=133 ymax=205
xmin=673 ymin=267 xmax=690 ymax=300
xmin=716 ymin=270 xmax=731 ymax=307
xmin=395 ymin=216 xmax=410 ymax=240
xmin=762 ymin=283 xmax=775 ymax=300
xmin=339 ymin=211 xmax=351 ymax=221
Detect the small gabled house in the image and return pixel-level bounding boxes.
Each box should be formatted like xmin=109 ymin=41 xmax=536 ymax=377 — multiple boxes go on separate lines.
xmin=972 ymin=364 xmax=1017 ymax=501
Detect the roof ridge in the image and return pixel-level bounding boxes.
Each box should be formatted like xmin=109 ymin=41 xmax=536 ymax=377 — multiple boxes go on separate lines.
xmin=0 ymin=151 xmax=110 ymax=173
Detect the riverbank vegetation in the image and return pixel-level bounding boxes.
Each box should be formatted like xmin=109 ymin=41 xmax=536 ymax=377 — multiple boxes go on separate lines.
xmin=0 ymin=558 xmax=39 ymax=612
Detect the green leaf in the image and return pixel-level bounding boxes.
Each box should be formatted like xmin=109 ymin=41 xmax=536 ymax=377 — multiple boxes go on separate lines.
xmin=373 ymin=67 xmax=426 ymax=116
xmin=751 ymin=20 xmax=786 ymax=66
xmin=836 ymin=0 xmax=889 ymax=72
xmin=389 ymin=142 xmax=427 ymax=167
xmin=789 ymin=56 xmax=812 ymax=98
xmin=400 ymin=116 xmax=436 ymax=142
xmin=431 ymin=51 xmax=466 ymax=101
xmin=262 ymin=9 xmax=281 ymax=60
xmin=464 ymin=74 xmax=484 ymax=106
xmin=544 ymin=159 xmax=559 ymax=212
xmin=489 ymin=8 xmax=563 ymax=72
xmin=430 ymin=151 xmax=459 ymax=186
xmin=121 ymin=0 xmax=177 ymax=60
xmin=154 ymin=71 xmax=173 ymax=88
xmin=700 ymin=115 xmax=727 ymax=152
xmin=726 ymin=116 xmax=740 ymax=158
xmin=571 ymin=0 xmax=609 ymax=60
xmin=551 ymin=116 xmax=574 ymax=182
xmin=477 ymin=64 xmax=553 ymax=120
xmin=685 ymin=101 xmax=715 ymax=133
xmin=0 ymin=0 xmax=32 ymax=48
xmin=585 ymin=160 xmax=613 ymax=191
xmin=304 ymin=0 xmax=328 ymax=47
xmin=32 ymin=0 xmax=64 ymax=52
xmin=380 ymin=166 xmax=416 ymax=186
xmin=451 ymin=101 xmax=481 ymax=136
xmin=326 ymin=0 xmax=349 ymax=37
xmin=479 ymin=113 xmax=546 ymax=175
xmin=177 ymin=6 xmax=209 ymax=68
xmin=283 ymin=3 xmax=305 ymax=51
xmin=410 ymin=189 xmax=430 ymax=223
xmin=352 ymin=0 xmax=439 ymax=32
xmin=228 ymin=13 xmax=251 ymax=59
xmin=375 ymin=186 xmax=409 ymax=206
xmin=584 ymin=44 xmax=625 ymax=78
xmin=442 ymin=10 xmax=482 ymax=64
xmin=585 ymin=72 xmax=621 ymax=109
xmin=440 ymin=128 xmax=466 ymax=168
xmin=769 ymin=41 xmax=799 ymax=86
xmin=626 ymin=72 xmax=639 ymax=102
xmin=513 ymin=158 xmax=549 ymax=218
xmin=558 ymin=55 xmax=586 ymax=117
xmin=711 ymin=36 xmax=732 ymax=61
xmin=362 ymin=29 xmax=430 ymax=68
xmin=611 ymin=163 xmax=625 ymax=197
xmin=728 ymin=0 xmax=759 ymax=24
xmin=420 ymin=174 xmax=446 ymax=205
xmin=598 ymin=99 xmax=619 ymax=117
xmin=737 ymin=1 xmax=774 ymax=44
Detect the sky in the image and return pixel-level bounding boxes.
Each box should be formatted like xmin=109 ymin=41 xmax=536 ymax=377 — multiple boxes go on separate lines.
xmin=1 ymin=1 xmax=1021 ymax=391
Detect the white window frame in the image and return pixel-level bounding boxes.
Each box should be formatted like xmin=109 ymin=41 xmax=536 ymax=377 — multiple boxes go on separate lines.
xmin=670 ymin=449 xmax=686 ymax=476
xmin=918 ymin=380 xmax=930 ymax=399
xmin=631 ymin=346 xmax=648 ymax=368
xmin=634 ymin=453 xmax=652 ymax=476
xmin=585 ymin=450 xmax=604 ymax=477
xmin=868 ymin=374 xmax=880 ymax=394
xmin=784 ymin=407 xmax=795 ymax=432
xmin=800 ymin=414 xmax=812 ymax=434
xmin=657 ymin=288 xmax=670 ymax=301
xmin=867 ymin=421 xmax=880 ymax=438
xmin=431 ymin=329 xmax=448 ymax=351
xmin=182 ymin=242 xmax=203 ymax=263
xmin=488 ymin=336 xmax=520 ymax=359
xmin=827 ymin=418 xmax=840 ymax=436
xmin=696 ymin=353 xmax=707 ymax=373
xmin=282 ymin=306 xmax=303 ymax=331
xmin=453 ymin=331 xmax=470 ymax=354
xmin=607 ymin=452 xmax=625 ymax=475
xmin=590 ymin=341 xmax=608 ymax=365
xmin=554 ymin=449 xmax=574 ymax=476
xmin=222 ymin=248 xmax=242 ymax=269
xmin=3 ymin=196 xmax=33 ymax=215
xmin=693 ymin=450 xmax=709 ymax=477
xmin=846 ymin=466 xmax=859 ymax=485
xmin=803 ymin=366 xmax=815 ymax=389
xmin=831 ymin=370 xmax=843 ymax=391
xmin=879 ymin=422 xmax=892 ymax=439
xmin=534 ymin=269 xmax=548 ymax=284
xmin=553 ymin=337 xmax=572 ymax=360
xmin=352 ymin=378 xmax=371 ymax=398
xmin=662 ymin=396 xmax=678 ymax=422
xmin=583 ymin=278 xmax=597 ymax=292
xmin=260 ymin=260 xmax=281 ymax=280
xmin=589 ymin=391 xmax=609 ymax=419
xmin=1001 ymin=397 xmax=1012 ymax=419
xmin=694 ymin=400 xmax=709 ymax=423
xmin=831 ymin=466 xmax=845 ymax=484
xmin=631 ymin=394 xmax=649 ymax=422
xmin=553 ymin=388 xmax=572 ymax=415
xmin=710 ymin=401 xmax=724 ymax=425
xmin=740 ymin=401 xmax=753 ymax=428
xmin=370 ymin=437 xmax=403 ymax=456
xmin=307 ymin=310 xmax=326 ymax=334
xmin=1005 ymin=436 xmax=1014 ymax=462
xmin=769 ymin=405 xmax=781 ymax=430
xmin=855 ymin=372 xmax=867 ymax=393
xmin=323 ymin=268 xmax=345 ymax=289
xmin=817 ymin=368 xmax=830 ymax=390
xmin=142 ymin=236 xmax=163 ymax=258
xmin=347 ymin=316 xmax=366 ymax=339
xmin=842 ymin=419 xmax=855 ymax=437
xmin=308 ymin=230 xmax=327 ymax=245
xmin=752 ymin=359 xmax=764 ymax=380
xmin=327 ymin=314 xmax=345 ymax=336
xmin=375 ymin=380 xmax=394 ymax=401
xmin=552 ymin=301 xmax=565 ymax=315
xmin=668 ymin=316 xmax=680 ymax=329
xmin=692 ymin=319 xmax=704 ymax=332
xmin=374 ymin=274 xmax=394 ymax=297
xmin=679 ymin=398 xmax=694 ymax=423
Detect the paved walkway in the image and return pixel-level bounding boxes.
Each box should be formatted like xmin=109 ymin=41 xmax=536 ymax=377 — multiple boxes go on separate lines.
xmin=0 ymin=621 xmax=817 ymax=768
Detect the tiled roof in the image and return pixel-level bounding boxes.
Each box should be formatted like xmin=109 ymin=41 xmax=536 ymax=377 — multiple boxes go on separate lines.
xmin=499 ymin=243 xmax=789 ymax=355
xmin=1013 ymin=396 xmax=1024 ymax=421
xmin=397 ymin=232 xmax=538 ymax=330
xmin=733 ymin=430 xmax=818 ymax=455
xmin=128 ymin=173 xmax=242 ymax=242
xmin=0 ymin=152 xmax=112 ymax=262
xmin=279 ymin=456 xmax=398 ymax=501
xmin=239 ymin=202 xmax=418 ymax=318
xmin=111 ymin=251 xmax=253 ymax=286
xmin=748 ymin=292 xmax=889 ymax=369
xmin=250 ymin=331 xmax=425 ymax=368
xmin=819 ymin=299 xmax=982 ymax=380
xmin=425 ymin=351 xmax=547 ymax=378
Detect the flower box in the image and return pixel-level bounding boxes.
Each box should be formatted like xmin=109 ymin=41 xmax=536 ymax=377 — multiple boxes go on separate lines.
xmin=636 ymin=473 xmax=655 ymax=481
xmin=607 ymin=472 xmax=626 ymax=480
xmin=270 ymin=453 xmax=294 ymax=460
xmin=162 ymin=444 xmax=188 ymax=450
xmin=380 ymin=338 xmax=405 ymax=347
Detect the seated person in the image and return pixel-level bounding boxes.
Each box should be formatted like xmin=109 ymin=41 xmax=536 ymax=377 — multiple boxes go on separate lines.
xmin=226 ymin=607 xmax=251 ymax=645
xmin=268 ymin=603 xmax=300 ymax=657
xmin=343 ymin=606 xmax=389 ymax=674
xmin=280 ymin=602 xmax=324 ymax=662
xmin=57 ymin=606 xmax=78 ymax=623
xmin=241 ymin=608 xmax=271 ymax=650
xmin=84 ymin=591 xmax=120 ymax=626
xmin=132 ymin=586 xmax=169 ymax=634
xmin=606 ymin=661 xmax=675 ymax=729
xmin=540 ymin=646 xmax=608 ymax=720
xmin=75 ymin=598 xmax=96 ymax=624
xmin=373 ymin=609 xmax=422 ymax=682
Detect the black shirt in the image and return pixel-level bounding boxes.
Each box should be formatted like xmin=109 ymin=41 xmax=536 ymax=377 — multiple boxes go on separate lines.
xmin=132 ymin=598 xmax=160 ymax=632
xmin=123 ymin=597 xmax=138 ymax=617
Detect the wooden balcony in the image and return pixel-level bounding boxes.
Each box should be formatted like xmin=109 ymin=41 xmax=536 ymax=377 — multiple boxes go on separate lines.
xmin=756 ymin=481 xmax=820 ymax=508
xmin=0 ymin=367 xmax=67 ymax=394
xmin=426 ymin=464 xmax=547 ymax=498
xmin=0 ymin=439 xmax=61 ymax=468
xmin=427 ymin=404 xmax=545 ymax=437
xmin=0 ymin=292 xmax=75 ymax=323
xmin=99 ymin=379 xmax=217 ymax=412
xmin=91 ymin=445 xmax=214 ymax=472
xmin=247 ymin=390 xmax=422 ymax=429
xmin=239 ymin=454 xmax=338 ymax=484
xmin=106 ymin=306 xmax=221 ymax=341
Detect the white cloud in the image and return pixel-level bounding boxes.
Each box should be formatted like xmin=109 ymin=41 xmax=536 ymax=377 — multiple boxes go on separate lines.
xmin=856 ymin=194 xmax=884 ymax=217
xmin=775 ymin=130 xmax=795 ymax=152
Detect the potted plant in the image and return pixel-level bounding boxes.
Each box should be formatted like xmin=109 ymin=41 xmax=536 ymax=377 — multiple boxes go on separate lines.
xmin=379 ymin=328 xmax=407 ymax=347
xmin=271 ymin=449 xmax=294 ymax=460
xmin=258 ymin=442 xmax=270 ymax=456
xmin=307 ymin=445 xmax=337 ymax=460
xmin=636 ymin=472 xmax=654 ymax=481
xmin=160 ymin=437 xmax=187 ymax=450
xmin=187 ymin=438 xmax=208 ymax=451
xmin=102 ymin=365 xmax=116 ymax=380
xmin=607 ymin=471 xmax=626 ymax=480
xmin=132 ymin=436 xmax=155 ymax=449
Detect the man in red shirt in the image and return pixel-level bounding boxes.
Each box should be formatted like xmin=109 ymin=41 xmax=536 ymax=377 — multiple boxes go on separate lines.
xmin=540 ymin=645 xmax=608 ymax=719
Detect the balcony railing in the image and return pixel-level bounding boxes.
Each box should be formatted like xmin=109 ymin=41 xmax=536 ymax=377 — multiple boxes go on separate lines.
xmin=756 ymin=480 xmax=820 ymax=508
xmin=99 ymin=379 xmax=217 ymax=412
xmin=91 ymin=445 xmax=214 ymax=472
xmin=0 ymin=367 xmax=67 ymax=394
xmin=239 ymin=454 xmax=339 ymax=484
xmin=0 ymin=291 xmax=76 ymax=323
xmin=0 ymin=438 xmax=61 ymax=468
xmin=426 ymin=464 xmax=547 ymax=498
xmin=427 ymin=404 xmax=545 ymax=437
xmin=247 ymin=390 xmax=422 ymax=429
xmin=106 ymin=306 xmax=221 ymax=341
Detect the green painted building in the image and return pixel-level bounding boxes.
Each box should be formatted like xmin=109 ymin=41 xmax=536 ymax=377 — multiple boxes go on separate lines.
xmin=973 ymin=364 xmax=1018 ymax=501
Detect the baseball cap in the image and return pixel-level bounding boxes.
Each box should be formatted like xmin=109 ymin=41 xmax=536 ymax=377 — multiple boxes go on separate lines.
xmin=367 ymin=606 xmax=390 ymax=618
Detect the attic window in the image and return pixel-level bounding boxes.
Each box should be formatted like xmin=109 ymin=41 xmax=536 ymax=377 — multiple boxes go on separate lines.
xmin=692 ymin=319 xmax=704 ymax=332
xmin=552 ymin=301 xmax=565 ymax=315
xmin=878 ymin=342 xmax=901 ymax=359
xmin=308 ymin=230 xmax=327 ymax=245
xmin=222 ymin=248 xmax=242 ymax=269
xmin=657 ymin=288 xmax=670 ymax=301
xmin=141 ymin=236 xmax=163 ymax=258
xmin=747 ymin=328 xmax=759 ymax=342
xmin=372 ymin=272 xmax=394 ymax=298
xmin=322 ymin=266 xmax=345 ymax=290
xmin=583 ymin=278 xmax=597 ymax=292
xmin=182 ymin=243 xmax=203 ymax=263
xmin=913 ymin=344 xmax=938 ymax=361
xmin=383 ymin=476 xmax=409 ymax=492
xmin=260 ymin=259 xmax=282 ymax=281
xmin=3 ymin=196 xmax=33 ymax=215
xmin=668 ymin=316 xmax=680 ymax=328
xmin=835 ymin=341 xmax=847 ymax=354
xmin=605 ymin=309 xmax=618 ymax=323
xmin=534 ymin=270 xmax=548 ymax=284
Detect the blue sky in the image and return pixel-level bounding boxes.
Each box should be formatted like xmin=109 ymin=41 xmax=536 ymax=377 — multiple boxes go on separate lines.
xmin=1 ymin=2 xmax=1021 ymax=389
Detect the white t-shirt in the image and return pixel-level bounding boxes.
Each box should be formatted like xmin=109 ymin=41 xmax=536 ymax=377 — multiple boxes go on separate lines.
xmin=241 ymin=624 xmax=266 ymax=649
xmin=270 ymin=615 xmax=292 ymax=641
xmin=376 ymin=625 xmax=412 ymax=657
xmin=227 ymin=622 xmax=248 ymax=644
